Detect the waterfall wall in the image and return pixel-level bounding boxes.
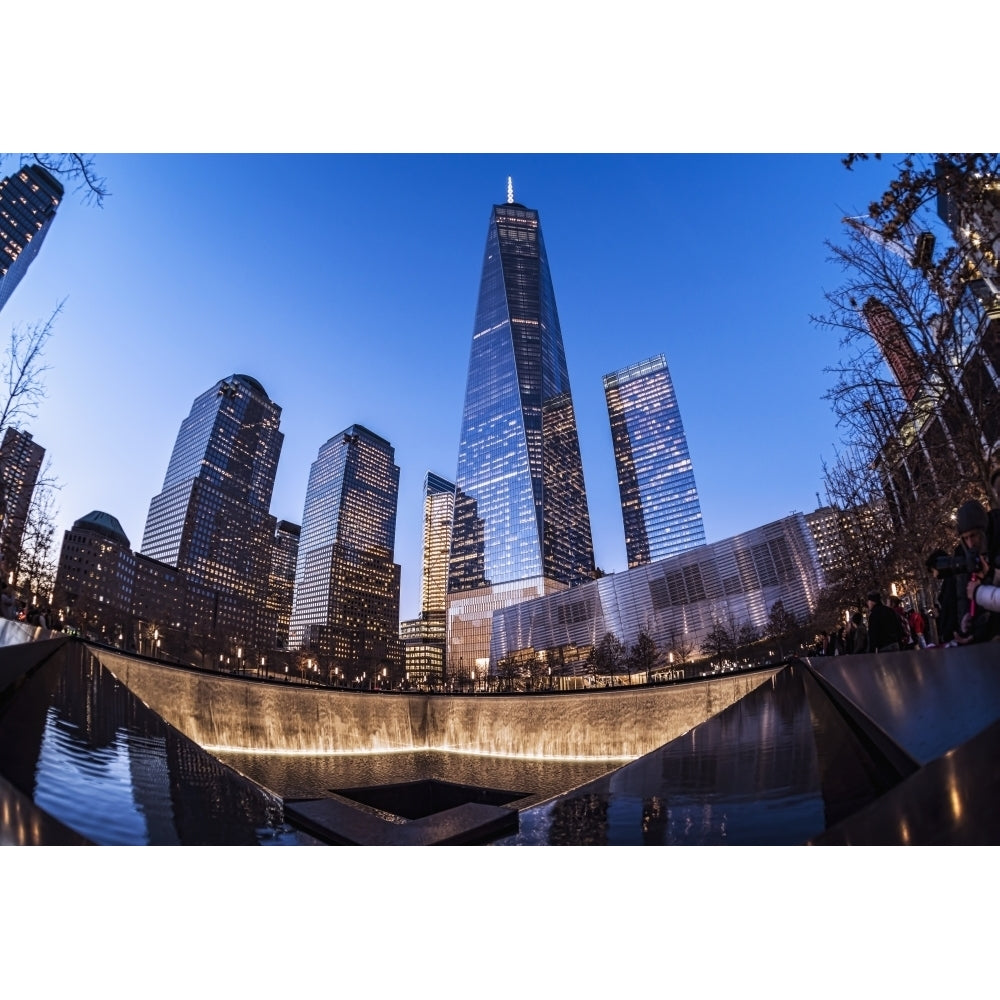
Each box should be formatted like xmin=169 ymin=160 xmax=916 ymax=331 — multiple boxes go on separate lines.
xmin=93 ymin=646 xmax=779 ymax=760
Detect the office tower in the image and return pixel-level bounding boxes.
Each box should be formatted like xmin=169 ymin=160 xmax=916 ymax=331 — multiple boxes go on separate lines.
xmin=603 ymin=355 xmax=706 ymax=567
xmin=421 ymin=472 xmax=455 ymax=618
xmin=0 ymin=164 xmax=64 ymax=314
xmin=447 ymin=192 xmax=595 ymax=673
xmin=266 ymin=519 xmax=300 ymax=649
xmin=53 ymin=511 xmax=136 ymax=632
xmin=289 ymin=425 xmax=403 ymax=678
xmin=140 ymin=374 xmax=282 ymax=648
xmin=0 ymin=427 xmax=45 ymax=575
xmin=400 ymin=472 xmax=454 ymax=688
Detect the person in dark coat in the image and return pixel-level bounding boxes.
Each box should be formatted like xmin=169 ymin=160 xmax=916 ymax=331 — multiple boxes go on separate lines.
xmin=953 ymin=499 xmax=1000 ymax=644
xmin=925 ymin=549 xmax=958 ymax=645
xmin=850 ymin=612 xmax=868 ymax=654
xmin=866 ymin=591 xmax=902 ymax=653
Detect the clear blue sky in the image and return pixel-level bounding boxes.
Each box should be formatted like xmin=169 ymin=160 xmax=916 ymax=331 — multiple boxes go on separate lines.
xmin=5 ymin=153 xmax=901 ymax=620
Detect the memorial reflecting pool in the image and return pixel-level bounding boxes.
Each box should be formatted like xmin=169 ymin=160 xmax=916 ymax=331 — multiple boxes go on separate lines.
xmin=4 ymin=637 xmax=1000 ymax=844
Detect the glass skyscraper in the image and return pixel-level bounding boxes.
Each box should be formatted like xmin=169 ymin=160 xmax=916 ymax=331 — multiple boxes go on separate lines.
xmin=421 ymin=472 xmax=455 ymax=618
xmin=289 ymin=425 xmax=403 ymax=677
xmin=140 ymin=374 xmax=282 ymax=648
xmin=604 ymin=355 xmax=706 ymax=567
xmin=400 ymin=472 xmax=454 ymax=689
xmin=447 ymin=196 xmax=595 ymax=674
xmin=0 ymin=164 xmax=63 ymax=314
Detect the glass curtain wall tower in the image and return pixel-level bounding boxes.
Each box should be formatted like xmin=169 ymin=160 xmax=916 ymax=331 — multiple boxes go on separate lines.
xmin=289 ymin=425 xmax=403 ymax=679
xmin=447 ymin=193 xmax=595 ymax=674
xmin=140 ymin=374 xmax=282 ymax=649
xmin=421 ymin=472 xmax=455 ymax=620
xmin=603 ymin=355 xmax=706 ymax=567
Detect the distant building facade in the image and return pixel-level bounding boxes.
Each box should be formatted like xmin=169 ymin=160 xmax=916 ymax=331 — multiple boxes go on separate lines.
xmin=400 ymin=472 xmax=454 ymax=687
xmin=289 ymin=425 xmax=403 ymax=676
xmin=140 ymin=374 xmax=283 ymax=649
xmin=603 ymin=355 xmax=706 ymax=567
xmin=266 ymin=520 xmax=300 ymax=650
xmin=490 ymin=513 xmax=824 ymax=675
xmin=0 ymin=164 xmax=63 ymax=314
xmin=447 ymin=194 xmax=595 ymax=674
xmin=421 ymin=472 xmax=455 ymax=619
xmin=0 ymin=428 xmax=45 ymax=577
xmin=53 ymin=511 xmax=136 ymax=635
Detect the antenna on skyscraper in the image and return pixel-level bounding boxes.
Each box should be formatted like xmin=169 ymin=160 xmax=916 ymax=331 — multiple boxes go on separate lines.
xmin=507 ymin=177 xmax=514 ymax=204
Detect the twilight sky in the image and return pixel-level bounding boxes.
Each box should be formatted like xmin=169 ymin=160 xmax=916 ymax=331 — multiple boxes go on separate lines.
xmin=4 ymin=153 xmax=901 ymax=620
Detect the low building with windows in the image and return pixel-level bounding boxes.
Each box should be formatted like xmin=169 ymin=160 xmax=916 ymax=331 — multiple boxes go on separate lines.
xmin=489 ymin=513 xmax=825 ymax=676
xmin=53 ymin=511 xmax=136 ymax=636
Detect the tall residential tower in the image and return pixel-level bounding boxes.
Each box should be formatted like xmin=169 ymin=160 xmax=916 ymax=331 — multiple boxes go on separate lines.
xmin=603 ymin=355 xmax=706 ymax=567
xmin=447 ymin=191 xmax=595 ymax=674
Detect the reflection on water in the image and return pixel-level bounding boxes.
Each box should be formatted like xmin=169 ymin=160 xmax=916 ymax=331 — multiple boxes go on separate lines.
xmin=499 ymin=664 xmax=894 ymax=845
xmin=216 ymin=749 xmax=621 ymax=809
xmin=0 ymin=648 xmax=313 ymax=845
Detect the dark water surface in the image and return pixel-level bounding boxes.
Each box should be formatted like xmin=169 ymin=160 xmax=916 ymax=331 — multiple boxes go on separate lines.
xmin=216 ymin=749 xmax=621 ymax=809
xmin=0 ymin=650 xmax=313 ymax=845
xmin=497 ymin=663 xmax=895 ymax=845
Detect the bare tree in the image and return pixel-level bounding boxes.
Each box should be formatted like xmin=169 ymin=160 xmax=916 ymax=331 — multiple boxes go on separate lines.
xmin=814 ymin=156 xmax=1000 ymax=615
xmin=700 ymin=620 xmax=735 ymax=668
xmin=13 ymin=476 xmax=58 ymax=609
xmin=587 ymin=632 xmax=626 ymax=686
xmin=665 ymin=628 xmax=695 ymax=665
xmin=766 ymin=600 xmax=799 ymax=659
xmin=1 ymin=154 xmax=109 ymax=208
xmin=818 ymin=154 xmax=1000 ymax=509
xmin=0 ymin=307 xmax=60 ymax=437
xmin=627 ymin=627 xmax=658 ymax=685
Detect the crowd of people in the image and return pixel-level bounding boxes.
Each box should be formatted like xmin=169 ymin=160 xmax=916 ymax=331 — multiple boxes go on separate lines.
xmin=0 ymin=583 xmax=53 ymax=629
xmin=815 ymin=493 xmax=1000 ymax=656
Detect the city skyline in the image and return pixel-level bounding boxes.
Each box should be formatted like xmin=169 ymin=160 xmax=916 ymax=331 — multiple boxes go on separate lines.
xmin=2 ymin=154 xmax=903 ymax=622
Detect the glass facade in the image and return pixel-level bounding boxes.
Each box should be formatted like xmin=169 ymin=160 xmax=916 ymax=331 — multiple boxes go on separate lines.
xmin=0 ymin=164 xmax=63 ymax=314
xmin=448 ymin=200 xmax=595 ymax=668
xmin=490 ymin=513 xmax=824 ymax=671
xmin=289 ymin=425 xmax=403 ymax=673
xmin=421 ymin=472 xmax=455 ymax=617
xmin=604 ymin=355 xmax=706 ymax=567
xmin=140 ymin=374 xmax=282 ymax=648
xmin=266 ymin=519 xmax=300 ymax=650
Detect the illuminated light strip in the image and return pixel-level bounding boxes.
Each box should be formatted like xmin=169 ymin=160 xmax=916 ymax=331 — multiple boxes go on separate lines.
xmin=507 ymin=176 xmax=514 ymax=203
xmin=200 ymin=743 xmax=638 ymax=762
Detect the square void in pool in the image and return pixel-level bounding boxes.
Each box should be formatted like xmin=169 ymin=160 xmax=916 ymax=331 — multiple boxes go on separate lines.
xmin=284 ymin=779 xmax=532 ymax=845
xmin=333 ymin=778 xmax=529 ymax=820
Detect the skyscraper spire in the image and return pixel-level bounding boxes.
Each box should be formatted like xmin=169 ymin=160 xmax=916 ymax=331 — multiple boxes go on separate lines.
xmin=447 ymin=197 xmax=595 ymax=671
xmin=507 ymin=176 xmax=514 ymax=204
